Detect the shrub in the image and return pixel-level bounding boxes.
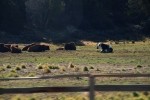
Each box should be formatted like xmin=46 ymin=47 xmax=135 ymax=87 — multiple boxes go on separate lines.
xmin=90 ymin=66 xmax=94 ymax=69
xmin=30 ymin=98 xmax=36 ymax=100
xmin=83 ymin=67 xmax=89 ymax=71
xmin=133 ymin=92 xmax=139 ymax=97
xmin=11 ymin=70 xmax=16 ymax=73
xmin=69 ymin=63 xmax=75 ymax=68
xmin=137 ymin=65 xmax=143 ymax=68
xmin=6 ymin=65 xmax=11 ymax=69
xmin=15 ymin=67 xmax=21 ymax=71
xmin=28 ymin=73 xmax=35 ymax=77
xmin=62 ymin=68 xmax=66 ymax=72
xmin=21 ymin=65 xmax=26 ymax=69
xmin=49 ymin=66 xmax=59 ymax=69
xmin=43 ymin=68 xmax=51 ymax=73
xmin=75 ymin=67 xmax=80 ymax=72
xmin=96 ymin=68 xmax=100 ymax=71
xmin=0 ymin=68 xmax=5 ymax=71
xmin=143 ymin=91 xmax=149 ymax=96
xmin=38 ymin=65 xmax=43 ymax=69
xmin=7 ymin=72 xmax=19 ymax=77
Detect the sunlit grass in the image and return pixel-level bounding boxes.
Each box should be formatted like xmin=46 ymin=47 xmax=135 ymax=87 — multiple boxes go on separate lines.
xmin=0 ymin=41 xmax=150 ymax=99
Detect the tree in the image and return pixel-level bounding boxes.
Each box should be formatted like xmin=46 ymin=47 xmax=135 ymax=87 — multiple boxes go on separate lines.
xmin=0 ymin=0 xmax=26 ymax=34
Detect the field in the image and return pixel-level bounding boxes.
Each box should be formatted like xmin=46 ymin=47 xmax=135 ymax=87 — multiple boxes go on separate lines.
xmin=0 ymin=41 xmax=150 ymax=100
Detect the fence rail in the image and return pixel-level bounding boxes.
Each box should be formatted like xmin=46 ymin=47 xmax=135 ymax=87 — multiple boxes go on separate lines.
xmin=0 ymin=73 xmax=150 ymax=100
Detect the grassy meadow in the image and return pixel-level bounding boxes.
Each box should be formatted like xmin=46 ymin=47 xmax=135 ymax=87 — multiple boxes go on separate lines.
xmin=0 ymin=40 xmax=150 ymax=100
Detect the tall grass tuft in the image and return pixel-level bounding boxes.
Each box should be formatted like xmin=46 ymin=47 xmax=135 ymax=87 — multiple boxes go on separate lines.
xmin=83 ymin=67 xmax=89 ymax=71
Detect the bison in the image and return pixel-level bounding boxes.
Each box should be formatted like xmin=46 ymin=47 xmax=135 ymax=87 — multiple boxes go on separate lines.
xmin=22 ymin=43 xmax=36 ymax=51
xmin=64 ymin=42 xmax=76 ymax=50
xmin=10 ymin=46 xmax=22 ymax=53
xmin=28 ymin=44 xmax=46 ymax=52
xmin=41 ymin=45 xmax=50 ymax=50
xmin=0 ymin=43 xmax=10 ymax=52
xmin=97 ymin=42 xmax=113 ymax=53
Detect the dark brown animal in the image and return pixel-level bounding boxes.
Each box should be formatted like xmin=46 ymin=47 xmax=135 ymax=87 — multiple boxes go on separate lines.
xmin=97 ymin=43 xmax=113 ymax=53
xmin=64 ymin=42 xmax=76 ymax=50
xmin=10 ymin=46 xmax=22 ymax=53
xmin=4 ymin=44 xmax=11 ymax=49
xmin=28 ymin=44 xmax=45 ymax=52
xmin=0 ymin=43 xmax=10 ymax=52
xmin=22 ymin=43 xmax=36 ymax=51
xmin=41 ymin=45 xmax=50 ymax=50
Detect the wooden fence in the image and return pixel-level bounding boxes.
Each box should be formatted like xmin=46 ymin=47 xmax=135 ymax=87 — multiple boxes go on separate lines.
xmin=0 ymin=73 xmax=150 ymax=100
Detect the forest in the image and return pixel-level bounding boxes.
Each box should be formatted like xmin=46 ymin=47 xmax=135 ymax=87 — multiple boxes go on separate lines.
xmin=0 ymin=0 xmax=150 ymax=43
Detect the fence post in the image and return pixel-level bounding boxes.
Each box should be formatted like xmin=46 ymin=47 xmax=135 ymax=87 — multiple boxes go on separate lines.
xmin=89 ymin=75 xmax=95 ymax=100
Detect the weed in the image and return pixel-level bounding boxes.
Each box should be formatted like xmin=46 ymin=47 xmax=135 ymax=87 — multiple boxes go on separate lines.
xmin=6 ymin=65 xmax=11 ymax=69
xmin=62 ymin=68 xmax=66 ymax=72
xmin=15 ymin=67 xmax=21 ymax=71
xmin=7 ymin=72 xmax=19 ymax=77
xmin=143 ymin=91 xmax=149 ymax=96
xmin=133 ymin=92 xmax=139 ymax=97
xmin=0 ymin=68 xmax=5 ymax=71
xmin=30 ymin=98 xmax=36 ymax=100
xmin=48 ymin=66 xmax=59 ymax=69
xmin=35 ymin=58 xmax=37 ymax=61
xmin=68 ymin=63 xmax=75 ymax=68
xmin=96 ymin=68 xmax=100 ymax=71
xmin=28 ymin=73 xmax=35 ymax=77
xmin=137 ymin=65 xmax=143 ymax=68
xmin=90 ymin=66 xmax=94 ymax=69
xmin=38 ymin=65 xmax=43 ymax=69
xmin=21 ymin=65 xmax=26 ymax=69
xmin=83 ymin=67 xmax=89 ymax=71
xmin=43 ymin=68 xmax=51 ymax=73
xmin=75 ymin=67 xmax=80 ymax=72
xmin=11 ymin=70 xmax=16 ymax=73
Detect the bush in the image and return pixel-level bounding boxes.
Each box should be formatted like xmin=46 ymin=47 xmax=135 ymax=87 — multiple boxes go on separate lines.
xmin=133 ymin=92 xmax=139 ymax=97
xmin=21 ymin=65 xmax=26 ymax=69
xmin=38 ymin=65 xmax=43 ymax=69
xmin=0 ymin=68 xmax=5 ymax=71
xmin=90 ymin=66 xmax=94 ymax=69
xmin=6 ymin=65 xmax=11 ymax=69
xmin=49 ymin=66 xmax=59 ymax=69
xmin=15 ymin=67 xmax=21 ymax=71
xmin=83 ymin=67 xmax=89 ymax=71
xmin=137 ymin=65 xmax=143 ymax=68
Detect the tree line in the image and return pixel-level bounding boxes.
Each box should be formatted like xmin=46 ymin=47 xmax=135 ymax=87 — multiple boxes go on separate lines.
xmin=0 ymin=0 xmax=149 ymax=42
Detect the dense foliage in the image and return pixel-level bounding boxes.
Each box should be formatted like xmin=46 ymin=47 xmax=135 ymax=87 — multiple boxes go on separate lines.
xmin=0 ymin=0 xmax=149 ymax=43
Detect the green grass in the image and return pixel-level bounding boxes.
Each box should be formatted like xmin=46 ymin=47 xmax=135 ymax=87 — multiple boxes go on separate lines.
xmin=0 ymin=41 xmax=150 ymax=99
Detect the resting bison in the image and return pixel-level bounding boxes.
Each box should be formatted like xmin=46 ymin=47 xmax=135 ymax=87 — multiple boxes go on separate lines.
xmin=97 ymin=42 xmax=113 ymax=53
xmin=64 ymin=42 xmax=76 ymax=50
xmin=4 ymin=44 xmax=11 ymax=49
xmin=10 ymin=46 xmax=22 ymax=53
xmin=28 ymin=44 xmax=47 ymax=52
xmin=41 ymin=45 xmax=50 ymax=50
xmin=22 ymin=43 xmax=36 ymax=51
xmin=0 ymin=43 xmax=10 ymax=52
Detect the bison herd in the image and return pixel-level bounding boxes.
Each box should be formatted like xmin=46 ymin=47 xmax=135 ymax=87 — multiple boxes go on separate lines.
xmin=0 ymin=43 xmax=50 ymax=53
xmin=0 ymin=42 xmax=77 ymax=53
xmin=0 ymin=42 xmax=113 ymax=53
xmin=0 ymin=43 xmax=21 ymax=53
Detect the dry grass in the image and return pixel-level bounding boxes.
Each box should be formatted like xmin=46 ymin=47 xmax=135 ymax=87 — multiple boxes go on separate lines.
xmin=0 ymin=40 xmax=150 ymax=99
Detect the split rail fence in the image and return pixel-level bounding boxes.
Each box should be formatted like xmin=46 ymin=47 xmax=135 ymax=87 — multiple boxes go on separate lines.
xmin=0 ymin=73 xmax=150 ymax=100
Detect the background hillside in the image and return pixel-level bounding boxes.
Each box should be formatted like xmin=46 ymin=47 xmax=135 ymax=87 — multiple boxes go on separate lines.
xmin=0 ymin=0 xmax=150 ymax=43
